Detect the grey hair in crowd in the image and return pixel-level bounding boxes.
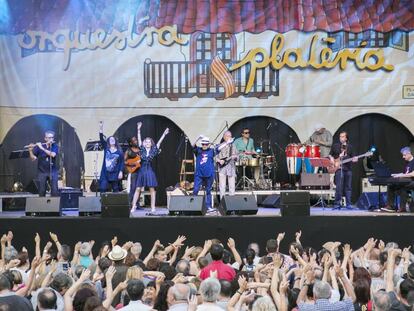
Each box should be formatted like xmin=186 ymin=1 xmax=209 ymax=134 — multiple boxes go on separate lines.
xmin=372 ymin=290 xmax=391 ymax=311
xmin=79 ymin=242 xmax=91 ymax=256
xmin=170 ymin=283 xmax=190 ymax=301
xmin=313 ymin=280 xmax=332 ymax=299
xmin=130 ymin=242 xmax=142 ymax=256
xmin=199 ymin=277 xmax=221 ymax=302
xmin=400 ymin=146 xmax=411 ymax=154
xmin=252 ymin=296 xmax=277 ymax=311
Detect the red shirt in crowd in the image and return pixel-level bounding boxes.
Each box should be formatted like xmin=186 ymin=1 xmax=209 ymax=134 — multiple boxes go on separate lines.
xmin=199 ymin=260 xmax=236 ymax=281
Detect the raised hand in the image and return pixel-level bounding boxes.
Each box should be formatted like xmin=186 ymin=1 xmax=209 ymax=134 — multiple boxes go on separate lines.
xmin=137 ymin=122 xmax=142 ymax=130
xmin=276 ymin=232 xmax=285 ymax=243
xmin=79 ymin=269 xmax=91 ymax=282
xmin=273 ymin=253 xmax=283 ymax=268
xmin=203 ymin=240 xmax=212 ymax=250
xmin=227 ymin=237 xmax=236 ymax=249
xmin=44 ymin=241 xmax=53 ymax=250
xmin=105 ymin=266 xmax=116 ymax=281
xmin=295 ymin=230 xmax=302 ymax=243
xmin=34 ymin=233 xmax=40 ymax=244
xmin=238 ymin=275 xmax=248 ymax=292
xmin=0 ymin=234 xmax=7 ymax=245
xmin=173 ymin=235 xmax=186 ymax=247
xmin=163 ymin=128 xmax=170 ymax=136
xmin=49 ymin=232 xmax=58 ymax=243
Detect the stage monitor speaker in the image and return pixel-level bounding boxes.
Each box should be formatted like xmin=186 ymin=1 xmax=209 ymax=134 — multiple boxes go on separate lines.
xmin=101 ymin=193 xmax=130 ymax=218
xmin=300 ymin=173 xmax=330 ymax=189
xmin=280 ymin=191 xmax=310 ymax=216
xmin=168 ymin=195 xmax=206 ymax=216
xmin=219 ymin=195 xmax=258 ymax=216
xmin=59 ymin=188 xmax=83 ymax=210
xmin=261 ymin=194 xmax=280 ymax=208
xmin=356 ymin=192 xmax=387 ymax=210
xmin=25 ymin=197 xmax=61 ymax=216
xmin=79 ymin=196 xmax=101 ymax=216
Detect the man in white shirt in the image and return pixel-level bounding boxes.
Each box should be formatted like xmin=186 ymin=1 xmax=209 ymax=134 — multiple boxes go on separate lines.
xmin=167 ymin=283 xmax=190 ymax=311
xmin=119 ymin=280 xmax=151 ymax=311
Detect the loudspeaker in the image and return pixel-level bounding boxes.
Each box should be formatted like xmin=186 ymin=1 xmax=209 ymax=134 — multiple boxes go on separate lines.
xmin=59 ymin=188 xmax=83 ymax=210
xmin=300 ymin=173 xmax=330 ymax=189
xmin=219 ymin=195 xmax=258 ymax=215
xmin=280 ymin=191 xmax=310 ymax=216
xmin=100 ymin=193 xmax=130 ymax=218
xmin=168 ymin=195 xmax=206 ymax=216
xmin=25 ymin=197 xmax=61 ymax=216
xmin=79 ymin=196 xmax=101 ymax=216
xmin=261 ymin=194 xmax=280 ymax=208
xmin=356 ymin=192 xmax=387 ymax=210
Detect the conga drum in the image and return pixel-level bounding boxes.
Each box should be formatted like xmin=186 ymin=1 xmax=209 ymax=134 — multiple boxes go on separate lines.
xmin=285 ymin=144 xmax=302 ymax=175
xmin=304 ymin=144 xmax=320 ymax=173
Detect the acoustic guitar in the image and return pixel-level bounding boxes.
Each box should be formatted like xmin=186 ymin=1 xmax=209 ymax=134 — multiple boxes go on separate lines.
xmin=125 ymin=156 xmax=141 ymax=174
xmin=327 ymin=151 xmax=373 ymax=174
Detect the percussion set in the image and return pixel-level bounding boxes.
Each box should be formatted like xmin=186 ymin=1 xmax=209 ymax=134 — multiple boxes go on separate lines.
xmin=285 ymin=143 xmax=321 ymax=175
xmin=235 ymin=140 xmax=277 ymax=190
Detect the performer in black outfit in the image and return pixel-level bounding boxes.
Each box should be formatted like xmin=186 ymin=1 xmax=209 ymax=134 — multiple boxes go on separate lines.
xmin=98 ymin=121 xmax=124 ymax=192
xmin=28 ymin=130 xmax=59 ymax=196
xmin=382 ymin=147 xmax=414 ymax=213
xmin=329 ymin=131 xmax=357 ymax=210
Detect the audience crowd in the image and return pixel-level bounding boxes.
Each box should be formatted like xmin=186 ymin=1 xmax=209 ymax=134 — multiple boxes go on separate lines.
xmin=1 ymin=230 xmax=414 ymax=311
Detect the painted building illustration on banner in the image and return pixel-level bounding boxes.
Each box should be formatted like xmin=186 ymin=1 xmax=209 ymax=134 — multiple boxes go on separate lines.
xmin=0 ymin=0 xmax=414 ymax=200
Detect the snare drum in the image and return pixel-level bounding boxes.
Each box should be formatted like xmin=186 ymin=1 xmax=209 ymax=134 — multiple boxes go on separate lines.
xmin=285 ymin=144 xmax=302 ymax=157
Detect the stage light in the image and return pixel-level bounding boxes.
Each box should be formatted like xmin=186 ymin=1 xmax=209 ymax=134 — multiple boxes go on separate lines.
xmin=256 ymin=148 xmax=262 ymax=153
xmin=370 ymin=146 xmax=377 ymax=152
xmin=0 ymin=0 xmax=10 ymax=29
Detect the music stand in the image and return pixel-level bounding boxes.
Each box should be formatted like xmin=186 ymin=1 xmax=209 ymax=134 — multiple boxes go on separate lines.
xmin=309 ymin=158 xmax=332 ymax=209
xmin=9 ymin=150 xmax=30 ymax=160
xmin=84 ymin=141 xmax=103 ymax=196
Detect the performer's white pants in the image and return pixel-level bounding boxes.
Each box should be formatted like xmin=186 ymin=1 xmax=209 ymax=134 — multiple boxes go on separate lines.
xmin=219 ymin=173 xmax=236 ymax=198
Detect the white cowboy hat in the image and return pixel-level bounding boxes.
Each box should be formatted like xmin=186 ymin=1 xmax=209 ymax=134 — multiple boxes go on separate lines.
xmin=200 ymin=137 xmax=210 ymax=144
xmin=108 ymin=245 xmax=127 ymax=261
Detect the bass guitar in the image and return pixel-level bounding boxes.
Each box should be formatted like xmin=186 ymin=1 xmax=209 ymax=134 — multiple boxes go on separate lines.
xmin=125 ymin=156 xmax=141 ymax=174
xmin=327 ymin=151 xmax=373 ymax=174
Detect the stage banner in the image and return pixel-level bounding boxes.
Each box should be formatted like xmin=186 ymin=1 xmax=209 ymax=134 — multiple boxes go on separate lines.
xmin=0 ymin=0 xmax=413 ymax=145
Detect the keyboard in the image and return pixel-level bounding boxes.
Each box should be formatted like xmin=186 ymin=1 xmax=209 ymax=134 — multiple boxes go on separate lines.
xmin=368 ymin=176 xmax=412 ymax=186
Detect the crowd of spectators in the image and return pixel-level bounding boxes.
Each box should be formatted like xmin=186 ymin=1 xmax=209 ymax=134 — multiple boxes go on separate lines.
xmin=1 ymin=230 xmax=414 ymax=311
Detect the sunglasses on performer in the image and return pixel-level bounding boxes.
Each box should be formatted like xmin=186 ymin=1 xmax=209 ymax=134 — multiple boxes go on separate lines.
xmin=243 ymin=132 xmax=250 ymax=134
xmin=202 ymin=143 xmax=209 ymax=146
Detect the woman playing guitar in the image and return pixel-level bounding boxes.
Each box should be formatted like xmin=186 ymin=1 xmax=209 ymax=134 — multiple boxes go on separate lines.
xmin=124 ymin=124 xmax=142 ymax=208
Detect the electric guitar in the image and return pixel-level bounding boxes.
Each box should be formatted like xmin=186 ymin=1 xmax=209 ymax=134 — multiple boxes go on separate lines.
xmin=327 ymin=151 xmax=373 ymax=174
xmin=125 ymin=156 xmax=141 ymax=173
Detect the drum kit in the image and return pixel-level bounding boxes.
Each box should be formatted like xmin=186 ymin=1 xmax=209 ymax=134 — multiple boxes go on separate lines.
xmin=236 ymin=140 xmax=277 ymax=190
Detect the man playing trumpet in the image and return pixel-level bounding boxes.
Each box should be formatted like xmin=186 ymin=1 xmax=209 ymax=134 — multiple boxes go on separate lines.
xmin=27 ymin=130 xmax=59 ymax=196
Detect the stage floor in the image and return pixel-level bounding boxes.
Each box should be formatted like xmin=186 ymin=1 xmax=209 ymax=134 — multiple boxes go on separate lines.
xmin=0 ymin=206 xmax=412 ymax=218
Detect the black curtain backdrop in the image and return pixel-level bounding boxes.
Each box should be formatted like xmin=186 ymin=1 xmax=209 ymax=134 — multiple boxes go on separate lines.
xmin=333 ymin=113 xmax=414 ymax=202
xmin=114 ymin=115 xmax=193 ymax=206
xmin=0 ymin=114 xmax=84 ymax=191
xmin=228 ymin=116 xmax=300 ymax=183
